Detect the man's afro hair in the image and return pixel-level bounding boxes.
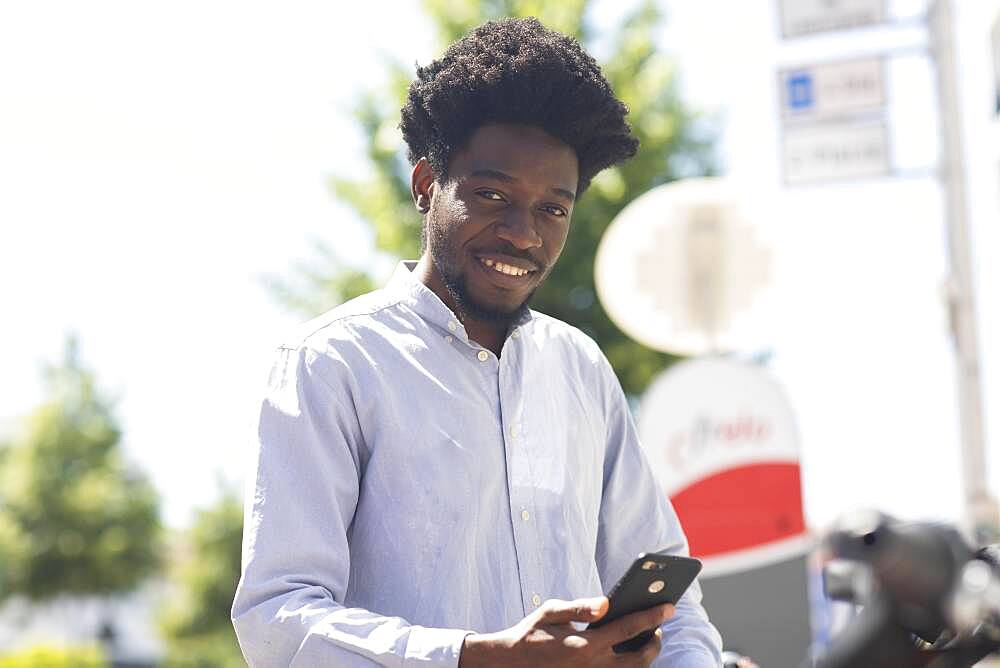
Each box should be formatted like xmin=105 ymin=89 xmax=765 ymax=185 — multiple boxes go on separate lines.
xmin=399 ymin=17 xmax=639 ymax=196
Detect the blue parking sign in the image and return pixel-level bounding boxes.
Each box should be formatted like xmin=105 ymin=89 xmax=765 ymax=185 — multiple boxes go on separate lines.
xmin=787 ymin=72 xmax=814 ymax=110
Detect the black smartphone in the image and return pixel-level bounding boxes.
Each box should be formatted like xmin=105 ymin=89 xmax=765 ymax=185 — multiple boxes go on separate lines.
xmin=588 ymin=552 xmax=702 ymax=653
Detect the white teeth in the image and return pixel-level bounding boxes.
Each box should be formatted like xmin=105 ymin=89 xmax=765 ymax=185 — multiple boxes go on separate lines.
xmin=479 ymin=258 xmax=529 ymax=276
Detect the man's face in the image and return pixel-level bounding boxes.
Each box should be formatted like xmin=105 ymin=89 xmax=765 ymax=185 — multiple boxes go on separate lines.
xmin=420 ymin=123 xmax=579 ymax=322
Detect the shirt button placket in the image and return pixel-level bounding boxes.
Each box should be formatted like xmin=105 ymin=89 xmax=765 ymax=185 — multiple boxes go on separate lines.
xmin=499 ymin=362 xmax=536 ymax=616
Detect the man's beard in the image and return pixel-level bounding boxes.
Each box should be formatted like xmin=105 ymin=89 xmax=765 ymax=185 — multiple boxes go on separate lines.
xmin=426 ymin=222 xmax=535 ymax=323
xmin=441 ymin=269 xmax=534 ymax=323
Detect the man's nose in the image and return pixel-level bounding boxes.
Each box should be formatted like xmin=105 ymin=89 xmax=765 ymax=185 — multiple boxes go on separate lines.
xmin=496 ymin=207 xmax=542 ymax=250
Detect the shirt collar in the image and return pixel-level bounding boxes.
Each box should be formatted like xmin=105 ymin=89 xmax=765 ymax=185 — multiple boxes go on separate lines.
xmin=386 ymin=261 xmax=534 ymax=338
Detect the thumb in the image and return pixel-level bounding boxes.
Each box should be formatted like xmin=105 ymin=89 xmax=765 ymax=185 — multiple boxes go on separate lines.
xmin=537 ymin=596 xmax=609 ymax=625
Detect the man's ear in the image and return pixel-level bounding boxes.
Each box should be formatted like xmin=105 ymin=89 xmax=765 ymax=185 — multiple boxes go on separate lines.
xmin=411 ymin=158 xmax=436 ymax=214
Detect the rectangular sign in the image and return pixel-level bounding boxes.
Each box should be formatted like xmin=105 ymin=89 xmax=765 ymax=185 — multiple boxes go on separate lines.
xmin=779 ymin=0 xmax=885 ymax=38
xmin=782 ymin=121 xmax=890 ymax=185
xmin=779 ymin=57 xmax=885 ymax=121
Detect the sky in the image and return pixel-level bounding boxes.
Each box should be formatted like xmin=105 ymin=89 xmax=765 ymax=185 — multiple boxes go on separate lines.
xmin=0 ymin=0 xmax=997 ymax=533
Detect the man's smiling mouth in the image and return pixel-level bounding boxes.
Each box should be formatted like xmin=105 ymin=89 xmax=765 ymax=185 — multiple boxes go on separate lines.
xmin=477 ymin=257 xmax=537 ymax=277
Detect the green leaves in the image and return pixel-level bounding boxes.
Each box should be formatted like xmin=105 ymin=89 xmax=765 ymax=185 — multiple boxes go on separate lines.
xmin=0 ymin=336 xmax=161 ymax=602
xmin=422 ymin=0 xmax=587 ymax=45
xmin=159 ymin=488 xmax=245 ymax=667
xmin=0 ymin=644 xmax=107 ymax=667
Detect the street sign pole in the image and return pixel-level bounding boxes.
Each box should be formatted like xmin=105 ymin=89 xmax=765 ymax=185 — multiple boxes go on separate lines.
xmin=774 ymin=0 xmax=997 ymax=544
xmin=930 ymin=0 xmax=997 ymax=544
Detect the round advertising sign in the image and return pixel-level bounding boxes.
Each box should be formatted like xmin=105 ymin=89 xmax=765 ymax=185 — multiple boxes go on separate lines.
xmin=594 ymin=178 xmax=773 ymax=356
xmin=638 ymin=357 xmax=810 ymax=576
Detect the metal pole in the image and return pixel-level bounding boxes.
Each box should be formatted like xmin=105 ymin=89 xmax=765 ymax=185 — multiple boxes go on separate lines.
xmin=930 ymin=0 xmax=997 ymax=545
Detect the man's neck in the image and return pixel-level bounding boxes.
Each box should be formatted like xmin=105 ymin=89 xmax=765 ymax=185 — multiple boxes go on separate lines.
xmin=413 ymin=256 xmax=509 ymax=357
xmin=461 ymin=317 xmax=507 ymax=357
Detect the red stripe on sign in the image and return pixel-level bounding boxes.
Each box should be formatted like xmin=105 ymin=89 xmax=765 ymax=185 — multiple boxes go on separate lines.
xmin=669 ymin=462 xmax=806 ymax=559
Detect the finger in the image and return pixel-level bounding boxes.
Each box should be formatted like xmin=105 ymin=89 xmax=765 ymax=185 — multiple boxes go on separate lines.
xmin=536 ymin=596 xmax=609 ymax=625
xmin=613 ymin=628 xmax=661 ymax=667
xmin=598 ymin=603 xmax=674 ymax=646
xmin=638 ymin=628 xmax=662 ymax=664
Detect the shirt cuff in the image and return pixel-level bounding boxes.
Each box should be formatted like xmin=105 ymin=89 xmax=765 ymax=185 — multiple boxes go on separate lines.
xmin=403 ymin=626 xmax=474 ymax=667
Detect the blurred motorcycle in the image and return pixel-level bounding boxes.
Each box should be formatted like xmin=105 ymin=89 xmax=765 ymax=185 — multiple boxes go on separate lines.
xmin=813 ymin=510 xmax=1000 ymax=668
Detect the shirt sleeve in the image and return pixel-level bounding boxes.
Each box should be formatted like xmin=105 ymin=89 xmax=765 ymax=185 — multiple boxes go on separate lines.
xmin=593 ymin=355 xmax=724 ymax=668
xmin=231 ymin=344 xmax=472 ymax=667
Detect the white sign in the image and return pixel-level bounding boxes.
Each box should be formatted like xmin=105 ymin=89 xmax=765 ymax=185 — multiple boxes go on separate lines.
xmin=782 ymin=121 xmax=889 ymax=185
xmin=780 ymin=57 xmax=885 ymax=120
xmin=779 ymin=0 xmax=885 ymax=38
xmin=594 ymin=178 xmax=773 ymax=356
xmin=638 ymin=358 xmax=808 ymax=575
xmin=639 ymin=359 xmax=800 ymax=496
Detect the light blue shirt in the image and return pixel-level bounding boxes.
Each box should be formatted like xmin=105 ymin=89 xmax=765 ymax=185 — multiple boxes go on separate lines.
xmin=232 ymin=261 xmax=723 ymax=667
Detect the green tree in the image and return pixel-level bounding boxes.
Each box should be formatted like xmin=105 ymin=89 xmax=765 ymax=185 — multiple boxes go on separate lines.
xmin=270 ymin=0 xmax=715 ymax=395
xmin=159 ymin=487 xmax=244 ymax=667
xmin=0 ymin=336 xmax=161 ymax=602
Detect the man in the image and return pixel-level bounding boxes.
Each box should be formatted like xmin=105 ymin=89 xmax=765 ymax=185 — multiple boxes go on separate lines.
xmin=232 ymin=17 xmax=723 ymax=667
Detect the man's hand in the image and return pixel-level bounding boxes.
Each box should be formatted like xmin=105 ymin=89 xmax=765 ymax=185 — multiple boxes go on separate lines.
xmin=458 ymin=596 xmax=674 ymax=668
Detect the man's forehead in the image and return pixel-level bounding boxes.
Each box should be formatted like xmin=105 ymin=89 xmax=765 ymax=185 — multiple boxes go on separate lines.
xmin=452 ymin=124 xmax=579 ymax=193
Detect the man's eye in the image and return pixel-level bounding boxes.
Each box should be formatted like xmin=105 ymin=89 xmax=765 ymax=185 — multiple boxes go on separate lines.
xmin=543 ymin=206 xmax=567 ymax=217
xmin=477 ymin=190 xmax=504 ymax=201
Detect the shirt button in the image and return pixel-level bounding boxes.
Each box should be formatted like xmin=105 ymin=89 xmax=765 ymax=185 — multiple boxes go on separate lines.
xmin=445 ymin=335 xmax=453 ymax=343
xmin=448 ymin=321 xmax=458 ymax=332
xmin=532 ymin=594 xmax=542 ymax=607
xmin=477 ymin=350 xmax=489 ymax=362
xmin=521 ymin=510 xmax=530 ymax=521
xmin=511 ymin=330 xmax=520 ymax=338
xmin=510 ymin=424 xmax=520 ymax=438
